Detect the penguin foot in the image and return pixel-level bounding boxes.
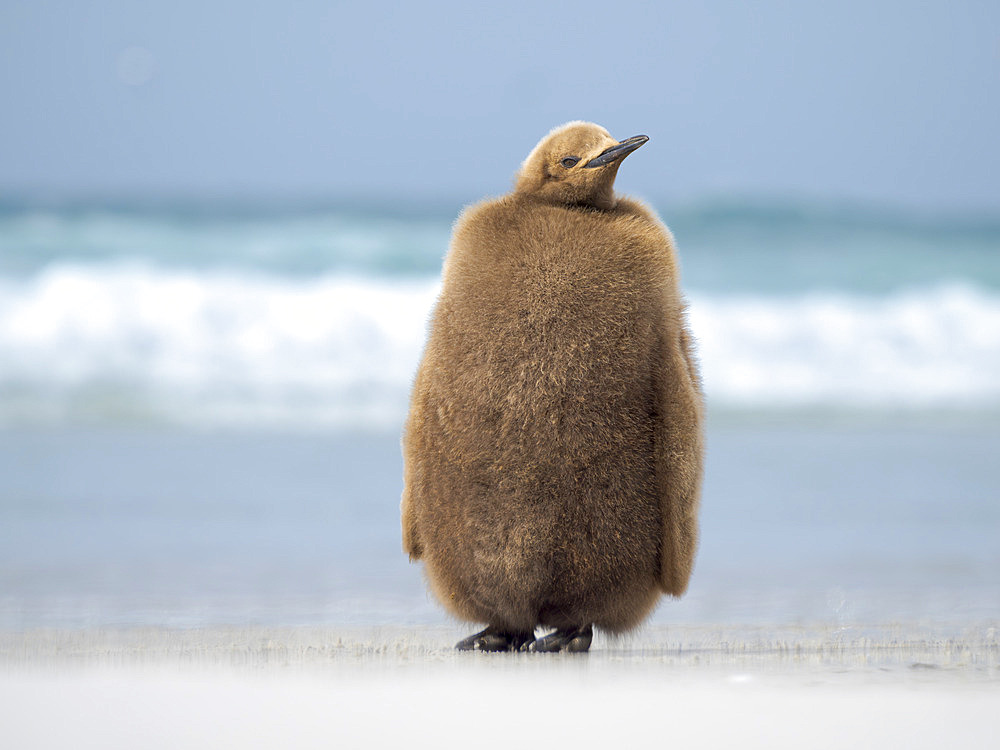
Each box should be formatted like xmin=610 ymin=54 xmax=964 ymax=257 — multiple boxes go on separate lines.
xmin=529 ymin=624 xmax=593 ymax=653
xmin=455 ymin=626 xmax=535 ymax=652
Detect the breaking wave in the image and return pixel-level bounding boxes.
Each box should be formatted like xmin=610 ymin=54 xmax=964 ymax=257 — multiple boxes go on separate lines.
xmin=2 ymin=264 xmax=997 ymax=428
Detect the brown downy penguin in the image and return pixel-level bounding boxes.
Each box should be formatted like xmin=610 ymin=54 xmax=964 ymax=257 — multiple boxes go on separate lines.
xmin=401 ymin=121 xmax=703 ymax=653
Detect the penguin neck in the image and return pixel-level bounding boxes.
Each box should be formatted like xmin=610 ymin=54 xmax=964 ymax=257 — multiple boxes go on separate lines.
xmin=580 ymin=182 xmax=618 ymax=212
xmin=576 ymin=161 xmax=622 ymax=211
xmin=518 ymin=179 xmax=620 ymax=212
xmin=575 ymin=180 xmax=619 ymax=211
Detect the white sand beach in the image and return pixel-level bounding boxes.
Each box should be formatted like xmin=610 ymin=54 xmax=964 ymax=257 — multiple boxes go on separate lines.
xmin=2 ymin=623 xmax=997 ymax=749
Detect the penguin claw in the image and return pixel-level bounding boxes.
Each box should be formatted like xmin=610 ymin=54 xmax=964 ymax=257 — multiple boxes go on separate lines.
xmin=455 ymin=626 xmax=535 ymax=652
xmin=528 ymin=624 xmax=594 ymax=653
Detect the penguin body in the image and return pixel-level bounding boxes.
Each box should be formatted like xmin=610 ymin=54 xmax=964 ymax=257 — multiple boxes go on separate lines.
xmin=402 ymin=122 xmax=703 ymax=651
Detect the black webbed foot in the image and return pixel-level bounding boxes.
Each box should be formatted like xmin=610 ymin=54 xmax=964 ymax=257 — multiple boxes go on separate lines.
xmin=528 ymin=624 xmax=593 ymax=653
xmin=455 ymin=626 xmax=535 ymax=652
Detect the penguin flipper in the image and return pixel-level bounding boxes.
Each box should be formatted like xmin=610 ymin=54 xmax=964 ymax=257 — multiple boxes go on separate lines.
xmin=655 ymin=324 xmax=704 ymax=596
xmin=401 ymin=363 xmax=429 ymax=560
xmin=400 ymin=484 xmax=423 ymax=560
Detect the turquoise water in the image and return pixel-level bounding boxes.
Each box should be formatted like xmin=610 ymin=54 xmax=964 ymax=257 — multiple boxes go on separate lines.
xmin=4 ymin=198 xmax=999 ymax=290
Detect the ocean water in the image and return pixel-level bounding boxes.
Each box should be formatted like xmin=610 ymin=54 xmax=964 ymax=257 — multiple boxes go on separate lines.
xmin=2 ymin=200 xmax=1000 ymax=428
xmin=1 ymin=197 xmax=998 ymax=629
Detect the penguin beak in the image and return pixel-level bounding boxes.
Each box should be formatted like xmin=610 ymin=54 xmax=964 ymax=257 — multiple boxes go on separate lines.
xmin=582 ymin=135 xmax=649 ymax=169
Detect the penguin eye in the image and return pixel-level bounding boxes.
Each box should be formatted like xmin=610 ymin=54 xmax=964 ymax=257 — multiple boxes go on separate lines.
xmin=560 ymin=157 xmax=580 ymax=169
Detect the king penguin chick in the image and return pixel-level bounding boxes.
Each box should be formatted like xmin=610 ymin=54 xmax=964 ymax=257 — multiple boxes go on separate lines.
xmin=401 ymin=122 xmax=703 ymax=653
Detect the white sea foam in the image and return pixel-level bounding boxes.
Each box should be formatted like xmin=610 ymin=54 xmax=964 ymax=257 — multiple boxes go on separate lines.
xmin=1 ymin=264 xmax=998 ymax=427
xmin=692 ymin=285 xmax=1000 ymax=411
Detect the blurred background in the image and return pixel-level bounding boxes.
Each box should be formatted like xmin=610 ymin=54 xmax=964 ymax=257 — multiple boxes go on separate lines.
xmin=1 ymin=0 xmax=998 ymax=630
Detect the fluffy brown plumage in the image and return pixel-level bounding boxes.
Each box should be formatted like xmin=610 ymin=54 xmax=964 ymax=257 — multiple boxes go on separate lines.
xmin=401 ymin=122 xmax=703 ymax=648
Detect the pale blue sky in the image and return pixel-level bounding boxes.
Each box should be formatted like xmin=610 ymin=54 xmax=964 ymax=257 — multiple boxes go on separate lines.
xmin=1 ymin=0 xmax=998 ymax=210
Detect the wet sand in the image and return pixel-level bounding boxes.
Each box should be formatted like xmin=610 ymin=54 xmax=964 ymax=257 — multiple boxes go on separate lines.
xmin=2 ymin=623 xmax=997 ymax=749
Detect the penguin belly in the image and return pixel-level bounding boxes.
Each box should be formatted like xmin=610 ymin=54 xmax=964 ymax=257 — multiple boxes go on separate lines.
xmin=416 ymin=254 xmax=663 ymax=633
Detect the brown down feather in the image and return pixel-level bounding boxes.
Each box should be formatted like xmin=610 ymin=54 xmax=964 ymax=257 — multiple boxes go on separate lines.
xmin=401 ymin=122 xmax=704 ymax=634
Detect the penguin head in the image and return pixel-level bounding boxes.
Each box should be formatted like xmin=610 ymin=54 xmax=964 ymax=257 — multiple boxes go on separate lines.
xmin=514 ymin=121 xmax=648 ymax=210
